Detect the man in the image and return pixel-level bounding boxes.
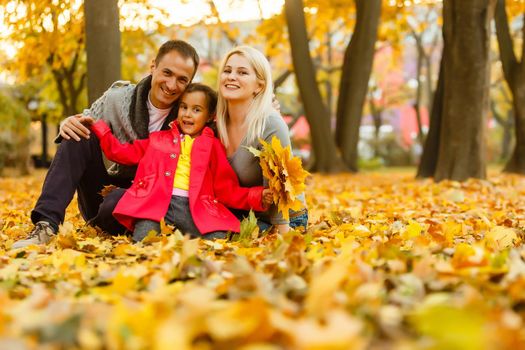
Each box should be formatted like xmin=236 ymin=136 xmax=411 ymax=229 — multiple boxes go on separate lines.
xmin=13 ymin=40 xmax=199 ymax=249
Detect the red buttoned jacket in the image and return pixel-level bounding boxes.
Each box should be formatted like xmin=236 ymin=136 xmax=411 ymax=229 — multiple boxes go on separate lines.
xmin=91 ymin=120 xmax=265 ymax=233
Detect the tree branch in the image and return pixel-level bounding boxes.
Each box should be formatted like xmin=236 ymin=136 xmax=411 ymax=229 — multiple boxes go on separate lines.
xmin=286 ymin=113 xmax=302 ymax=129
xmin=273 ymin=69 xmax=292 ymax=90
xmin=75 ymin=72 xmax=87 ymax=97
xmin=51 ymin=69 xmax=69 ymax=115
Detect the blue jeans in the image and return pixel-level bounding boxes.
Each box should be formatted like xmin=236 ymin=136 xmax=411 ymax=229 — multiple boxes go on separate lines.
xmin=290 ymin=209 xmax=308 ymax=230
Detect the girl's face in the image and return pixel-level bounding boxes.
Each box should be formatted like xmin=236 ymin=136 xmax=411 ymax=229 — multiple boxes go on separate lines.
xmin=177 ymin=91 xmax=210 ymax=137
xmin=219 ymin=54 xmax=262 ymax=102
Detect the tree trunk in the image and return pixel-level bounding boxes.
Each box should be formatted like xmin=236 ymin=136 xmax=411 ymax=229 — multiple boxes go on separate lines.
xmin=504 ymin=83 xmax=525 ymax=172
xmin=335 ymin=0 xmax=381 ymax=171
xmin=41 ymin=113 xmax=49 ymax=164
xmin=413 ymin=33 xmax=425 ymax=145
xmin=494 ymin=0 xmax=525 ymax=173
xmin=434 ymin=0 xmax=494 ymax=181
xmin=425 ymin=28 xmax=440 ymax=111
xmin=325 ymin=31 xmax=334 ymax=118
xmin=424 ymin=53 xmax=434 ymax=112
xmin=501 ymin=114 xmax=514 ymax=161
xmin=84 ymin=0 xmax=121 ymax=105
xmin=416 ymin=54 xmax=444 ymax=178
xmin=284 ymin=0 xmax=345 ymax=172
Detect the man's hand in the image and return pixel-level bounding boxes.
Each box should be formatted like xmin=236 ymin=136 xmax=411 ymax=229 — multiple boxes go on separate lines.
xmin=262 ymin=188 xmax=273 ymax=209
xmin=59 ymin=114 xmax=94 ymax=141
xmin=80 ymin=116 xmax=96 ymax=127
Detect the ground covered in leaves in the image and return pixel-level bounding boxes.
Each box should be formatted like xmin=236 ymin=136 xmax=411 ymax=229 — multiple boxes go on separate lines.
xmin=1 ymin=170 xmax=525 ymax=349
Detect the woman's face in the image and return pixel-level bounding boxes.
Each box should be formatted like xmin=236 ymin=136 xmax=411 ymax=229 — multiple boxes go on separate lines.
xmin=219 ymin=54 xmax=262 ymax=102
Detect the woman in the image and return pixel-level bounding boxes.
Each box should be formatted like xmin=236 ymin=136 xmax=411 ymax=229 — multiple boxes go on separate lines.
xmin=216 ymin=46 xmax=308 ymax=233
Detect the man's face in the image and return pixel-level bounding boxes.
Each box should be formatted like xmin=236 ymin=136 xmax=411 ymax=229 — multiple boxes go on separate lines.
xmin=150 ymin=50 xmax=195 ymax=109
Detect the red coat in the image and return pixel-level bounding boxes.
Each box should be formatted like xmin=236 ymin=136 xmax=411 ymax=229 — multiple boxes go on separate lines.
xmin=91 ymin=120 xmax=265 ymax=234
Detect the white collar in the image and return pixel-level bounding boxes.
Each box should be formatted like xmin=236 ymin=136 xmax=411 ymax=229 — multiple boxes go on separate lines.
xmin=147 ymin=92 xmax=172 ymax=113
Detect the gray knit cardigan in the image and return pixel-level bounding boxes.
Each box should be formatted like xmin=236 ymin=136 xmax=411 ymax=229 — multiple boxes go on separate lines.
xmin=80 ymin=75 xmax=178 ymax=177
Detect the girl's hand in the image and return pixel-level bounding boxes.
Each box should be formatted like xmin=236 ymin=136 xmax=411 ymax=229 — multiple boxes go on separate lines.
xmin=262 ymin=188 xmax=273 ymax=209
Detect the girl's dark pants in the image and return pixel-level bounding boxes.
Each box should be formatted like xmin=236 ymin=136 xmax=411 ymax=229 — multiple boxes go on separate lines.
xmin=133 ymin=195 xmax=227 ymax=242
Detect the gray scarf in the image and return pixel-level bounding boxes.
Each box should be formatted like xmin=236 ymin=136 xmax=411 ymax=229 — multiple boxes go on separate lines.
xmin=128 ymin=75 xmax=178 ymax=139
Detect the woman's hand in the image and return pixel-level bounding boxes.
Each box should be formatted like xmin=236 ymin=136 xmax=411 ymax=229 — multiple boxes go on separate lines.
xmin=59 ymin=114 xmax=94 ymax=141
xmin=262 ymin=188 xmax=273 ymax=209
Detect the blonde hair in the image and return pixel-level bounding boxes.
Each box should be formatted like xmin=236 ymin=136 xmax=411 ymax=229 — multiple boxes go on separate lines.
xmin=216 ymin=46 xmax=274 ymax=148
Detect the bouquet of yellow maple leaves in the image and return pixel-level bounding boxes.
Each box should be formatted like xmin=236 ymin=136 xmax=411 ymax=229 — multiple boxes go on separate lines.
xmin=247 ymin=136 xmax=309 ymax=220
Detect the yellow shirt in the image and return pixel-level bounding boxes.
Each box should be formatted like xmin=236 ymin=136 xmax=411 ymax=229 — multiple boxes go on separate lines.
xmin=173 ymin=135 xmax=194 ymax=191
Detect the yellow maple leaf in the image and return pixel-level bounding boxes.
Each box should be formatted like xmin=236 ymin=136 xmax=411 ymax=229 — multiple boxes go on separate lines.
xmin=247 ymin=136 xmax=309 ymax=220
xmin=485 ymin=226 xmax=519 ymax=250
xmin=402 ymin=220 xmax=423 ymax=239
xmin=410 ymin=296 xmax=488 ymax=350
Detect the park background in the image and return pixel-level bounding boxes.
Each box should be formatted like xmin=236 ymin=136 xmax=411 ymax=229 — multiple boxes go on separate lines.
xmin=2 ymin=0 xmax=525 ymax=349
xmin=2 ymin=0 xmax=523 ymax=179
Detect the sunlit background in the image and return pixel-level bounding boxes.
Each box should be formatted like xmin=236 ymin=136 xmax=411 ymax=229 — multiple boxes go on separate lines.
xmin=149 ymin=0 xmax=284 ymax=25
xmin=1 ymin=0 xmax=284 ymax=59
xmin=1 ymin=0 xmax=521 ymax=175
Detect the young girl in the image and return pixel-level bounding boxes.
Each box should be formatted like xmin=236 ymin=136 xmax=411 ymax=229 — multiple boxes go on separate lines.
xmin=85 ymin=83 xmax=272 ymax=242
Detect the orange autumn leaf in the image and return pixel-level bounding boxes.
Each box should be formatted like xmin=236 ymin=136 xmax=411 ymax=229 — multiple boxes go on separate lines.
xmin=100 ymin=184 xmax=118 ymax=198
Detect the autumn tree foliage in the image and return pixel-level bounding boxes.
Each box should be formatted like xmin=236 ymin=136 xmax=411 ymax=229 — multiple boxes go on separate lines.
xmin=2 ymin=0 xmax=87 ymax=119
xmin=265 ymin=1 xmax=440 ymax=172
xmin=335 ymin=0 xmax=382 ymax=172
xmin=283 ymin=0 xmax=382 ymax=172
xmin=284 ymin=0 xmax=346 ymax=172
xmin=1 ymin=0 xmax=168 ymax=120
xmin=402 ymin=3 xmax=442 ymax=145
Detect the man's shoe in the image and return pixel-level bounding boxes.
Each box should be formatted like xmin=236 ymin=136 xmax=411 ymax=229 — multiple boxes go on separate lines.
xmin=12 ymin=221 xmax=56 ymax=249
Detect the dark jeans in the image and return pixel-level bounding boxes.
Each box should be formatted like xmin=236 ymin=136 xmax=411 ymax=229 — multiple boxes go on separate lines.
xmin=31 ymin=135 xmax=131 ymax=234
xmin=289 ymin=209 xmax=308 ymax=230
xmin=133 ymin=195 xmax=227 ymax=242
